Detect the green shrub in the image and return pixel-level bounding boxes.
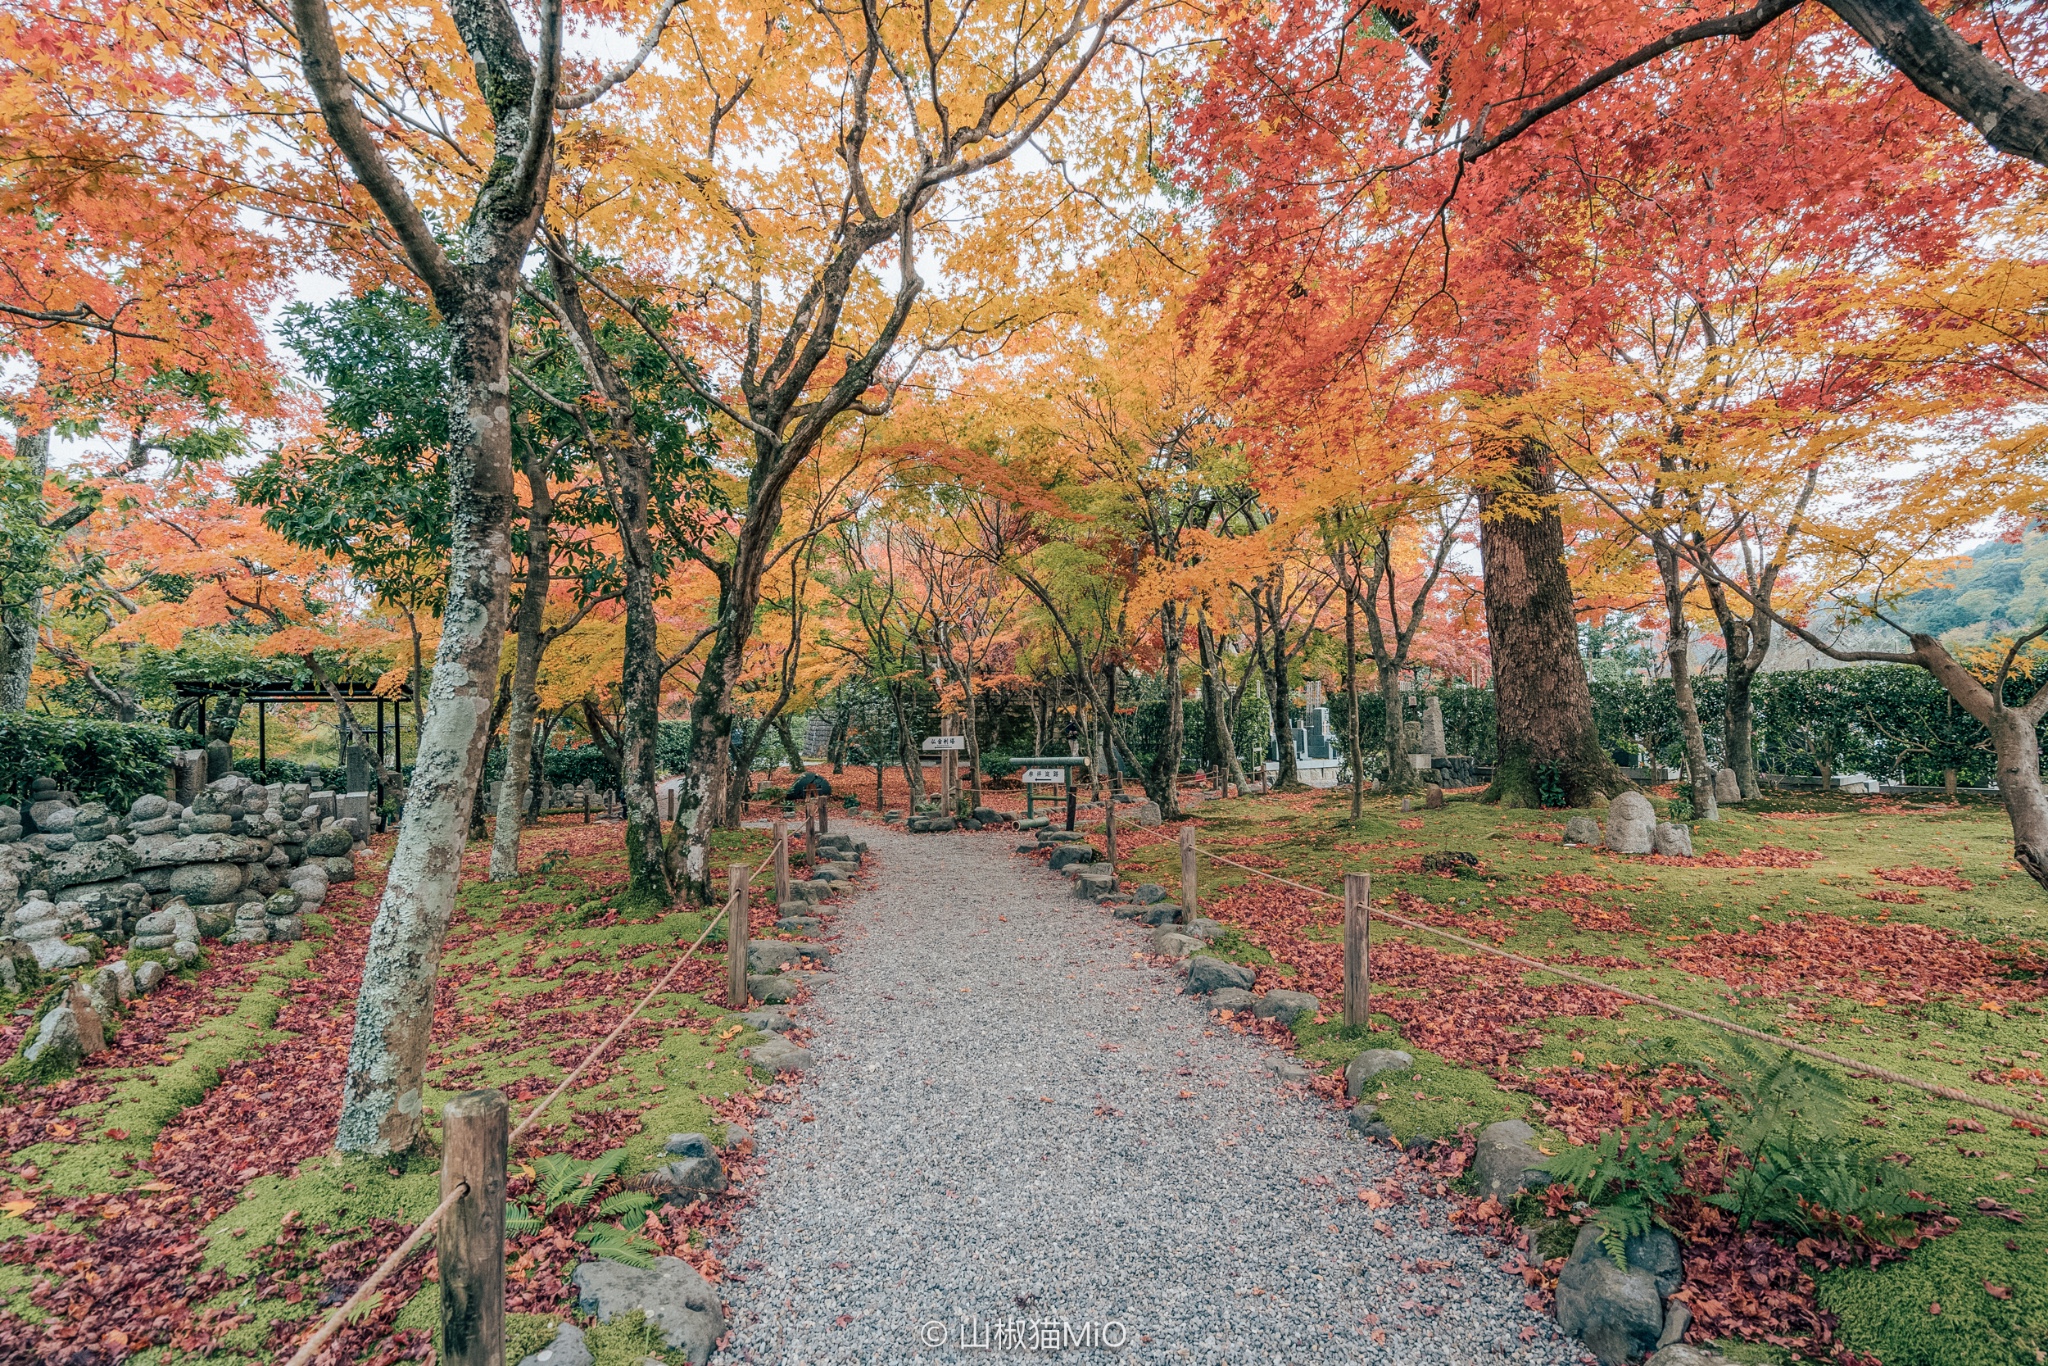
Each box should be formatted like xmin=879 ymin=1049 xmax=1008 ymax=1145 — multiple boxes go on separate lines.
xmin=0 ymin=714 xmax=177 ymax=809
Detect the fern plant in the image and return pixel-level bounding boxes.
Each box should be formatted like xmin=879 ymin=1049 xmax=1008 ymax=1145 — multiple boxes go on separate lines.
xmin=504 ymin=1148 xmax=661 ymax=1268
xmin=1542 ymin=1114 xmax=1689 ymax=1267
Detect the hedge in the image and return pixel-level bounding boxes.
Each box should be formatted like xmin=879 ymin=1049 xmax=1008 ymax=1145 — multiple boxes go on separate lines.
xmin=0 ymin=715 xmax=179 ymax=810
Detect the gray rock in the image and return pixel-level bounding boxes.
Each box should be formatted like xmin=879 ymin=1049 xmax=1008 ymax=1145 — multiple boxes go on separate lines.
xmin=320 ymin=854 xmax=356 ymax=880
xmin=774 ymin=916 xmax=823 ymax=932
xmin=31 ymin=804 xmax=76 ymax=834
xmin=1347 ymin=1103 xmax=1394 ymax=1140
xmin=515 ymin=1322 xmax=593 ymax=1366
xmin=129 ymin=794 xmax=170 ymax=823
xmin=266 ymin=915 xmax=302 ymax=941
xmin=265 ymin=889 xmax=300 ymax=916
xmin=571 ymin=1257 xmax=725 ymax=1365
xmin=1652 ymin=822 xmax=1694 ymax=858
xmin=970 ymin=807 xmax=1004 ymax=824
xmin=166 ymin=863 xmax=245 ymax=905
xmin=1253 ymin=989 xmax=1320 ymax=1024
xmin=133 ymin=961 xmax=166 ymax=993
xmin=1073 ymin=871 xmax=1116 ymax=900
xmin=24 ymin=1005 xmax=86 ymax=1067
xmin=126 ymin=816 xmax=178 ymax=837
xmin=26 ymin=935 xmax=89 ymax=971
xmin=1047 ymin=844 xmax=1096 ymax=872
xmin=736 ymin=1009 xmax=795 ymax=1033
xmin=747 ymin=940 xmax=832 ymax=973
xmin=1344 ymin=1048 xmax=1414 ymax=1099
xmin=743 ymin=1035 xmax=813 ymax=1073
xmin=1647 ymin=1343 xmax=1730 ymax=1366
xmin=1563 ymin=815 xmax=1602 ymax=846
xmin=1712 ymin=768 xmax=1741 ymax=804
xmin=746 ymin=974 xmax=799 ymax=1005
xmin=1205 ymin=987 xmax=1259 ymax=1013
xmin=663 ymin=1133 xmax=714 ymax=1158
xmin=1129 ymin=800 xmax=1163 ymax=827
xmin=41 ymin=838 xmax=137 ymax=893
xmin=1152 ymin=929 xmax=1203 ymax=959
xmin=1554 ymin=1223 xmax=1681 ymax=1366
xmin=1657 ymin=1302 xmax=1693 ymax=1350
xmin=304 ymin=826 xmax=354 ymax=858
xmin=286 ymin=866 xmax=330 ymax=900
xmin=1183 ymin=917 xmax=1223 ymax=942
xmin=1136 ymin=902 xmax=1181 ymax=927
xmin=1183 ymin=955 xmax=1256 ymax=995
xmin=1471 ymin=1119 xmax=1552 ymax=1201
xmin=645 ymin=1155 xmax=728 ymax=1199
xmin=1130 ymin=883 xmax=1167 ymax=906
xmin=1270 ymin=1059 xmax=1311 ymax=1082
xmin=1604 ymin=792 xmax=1657 ymax=855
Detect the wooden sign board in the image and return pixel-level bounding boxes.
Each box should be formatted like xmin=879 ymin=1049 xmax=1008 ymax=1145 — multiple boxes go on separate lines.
xmin=920 ymin=735 xmax=966 ymax=751
xmin=1022 ymin=768 xmax=1067 ymax=785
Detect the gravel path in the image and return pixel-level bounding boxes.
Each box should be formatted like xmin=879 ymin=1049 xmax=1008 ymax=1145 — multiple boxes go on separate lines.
xmin=718 ymin=822 xmax=1583 ymax=1365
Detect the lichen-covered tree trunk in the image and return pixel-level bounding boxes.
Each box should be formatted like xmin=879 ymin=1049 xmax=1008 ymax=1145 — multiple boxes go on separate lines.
xmin=1478 ymin=442 xmax=1619 ymax=808
xmin=337 ymin=311 xmax=524 ymax=1155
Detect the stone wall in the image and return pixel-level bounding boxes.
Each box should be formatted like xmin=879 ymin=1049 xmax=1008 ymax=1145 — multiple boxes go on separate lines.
xmin=1 ymin=771 xmax=369 ymax=976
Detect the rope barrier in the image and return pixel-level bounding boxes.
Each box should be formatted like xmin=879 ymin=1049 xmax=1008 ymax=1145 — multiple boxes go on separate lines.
xmin=287 ymin=839 xmax=782 ymax=1364
xmin=1192 ymin=844 xmax=2046 ymax=1130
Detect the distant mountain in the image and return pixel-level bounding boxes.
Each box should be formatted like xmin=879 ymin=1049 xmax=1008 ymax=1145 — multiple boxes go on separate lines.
xmin=1896 ymin=531 xmax=2048 ymax=643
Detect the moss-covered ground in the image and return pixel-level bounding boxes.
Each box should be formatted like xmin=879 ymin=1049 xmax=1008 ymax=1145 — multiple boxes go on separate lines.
xmin=1104 ymin=784 xmax=2048 ymax=1366
xmin=0 ymin=816 xmax=787 ymax=1364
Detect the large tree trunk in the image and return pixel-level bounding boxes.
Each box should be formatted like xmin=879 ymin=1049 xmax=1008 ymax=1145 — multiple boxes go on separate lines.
xmin=1196 ymin=615 xmax=1239 ymax=796
xmin=776 ymin=714 xmax=806 ymax=773
xmin=1655 ymin=539 xmax=1719 ymax=821
xmin=1477 ymin=442 xmax=1620 ymax=808
xmin=961 ymin=646 xmax=984 ymax=809
xmin=337 ymin=310 xmax=524 ymax=1156
xmin=887 ymin=682 xmax=926 ymax=806
xmin=616 ymin=442 xmax=667 ymax=900
xmin=487 ymin=450 xmax=555 ymax=881
xmin=0 ymin=431 xmax=49 ymax=711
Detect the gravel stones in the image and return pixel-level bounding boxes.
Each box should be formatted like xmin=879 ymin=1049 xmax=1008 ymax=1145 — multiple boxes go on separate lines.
xmin=1554 ymin=1224 xmax=1683 ymax=1365
xmin=1344 ymin=1048 xmax=1415 ymax=1099
xmin=1182 ymin=955 xmax=1255 ymax=994
xmin=571 ymin=1258 xmax=725 ymax=1365
xmin=1563 ymin=815 xmax=1602 ymax=845
xmin=1604 ymin=792 xmax=1657 ymax=855
xmin=719 ymin=821 xmax=1575 ymax=1365
xmin=1652 ymin=822 xmax=1694 ymax=857
xmin=1471 ymin=1119 xmax=1551 ymax=1200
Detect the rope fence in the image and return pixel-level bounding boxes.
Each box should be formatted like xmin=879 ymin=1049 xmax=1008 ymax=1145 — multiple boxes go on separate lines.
xmin=1188 ymin=843 xmax=2046 ymax=1131
xmin=285 ymin=837 xmax=785 ymax=1366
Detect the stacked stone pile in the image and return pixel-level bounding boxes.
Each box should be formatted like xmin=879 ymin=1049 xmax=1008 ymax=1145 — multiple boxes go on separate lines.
xmin=1 ymin=772 xmax=370 ymax=966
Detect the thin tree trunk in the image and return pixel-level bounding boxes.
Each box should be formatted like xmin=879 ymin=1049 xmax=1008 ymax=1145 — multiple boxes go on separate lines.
xmin=962 ymin=645 xmax=983 ymax=809
xmin=1262 ymin=579 xmax=1299 ymax=788
xmin=488 ymin=447 xmax=556 ymax=881
xmin=1342 ymin=553 xmax=1362 ymax=820
xmin=777 ymin=714 xmax=807 ymax=773
xmin=1196 ymin=614 xmax=1235 ymax=797
xmin=1150 ymin=602 xmax=1186 ymax=818
xmin=1654 ymin=538 xmax=1719 ymax=821
xmin=0 ymin=431 xmax=50 ymax=711
xmin=887 ymin=682 xmax=926 ymax=806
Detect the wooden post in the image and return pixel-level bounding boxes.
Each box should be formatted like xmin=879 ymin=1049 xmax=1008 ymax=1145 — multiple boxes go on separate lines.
xmin=774 ymin=817 xmax=789 ymax=907
xmin=818 ymin=791 xmax=829 ymax=834
xmin=581 ymin=789 xmax=590 ymax=824
xmin=1179 ymin=826 xmax=1197 ymax=925
xmin=1343 ymin=872 xmax=1371 ymax=1029
xmin=727 ymin=864 xmax=749 ymax=1009
xmin=804 ymin=801 xmax=818 ymax=874
xmin=439 ymin=1089 xmax=507 ymax=1366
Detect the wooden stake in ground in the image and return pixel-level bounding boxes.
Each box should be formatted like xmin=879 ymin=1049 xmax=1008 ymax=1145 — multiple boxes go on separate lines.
xmin=774 ymin=817 xmax=789 ymax=907
xmin=818 ymin=790 xmax=829 ymax=834
xmin=941 ymin=714 xmax=958 ymax=813
xmin=805 ymin=801 xmax=817 ymax=875
xmin=1179 ymin=825 xmax=1197 ymax=925
xmin=439 ymin=1089 xmax=507 ymax=1366
xmin=1343 ymin=872 xmax=1370 ymax=1029
xmin=727 ymin=864 xmax=749 ymax=1009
